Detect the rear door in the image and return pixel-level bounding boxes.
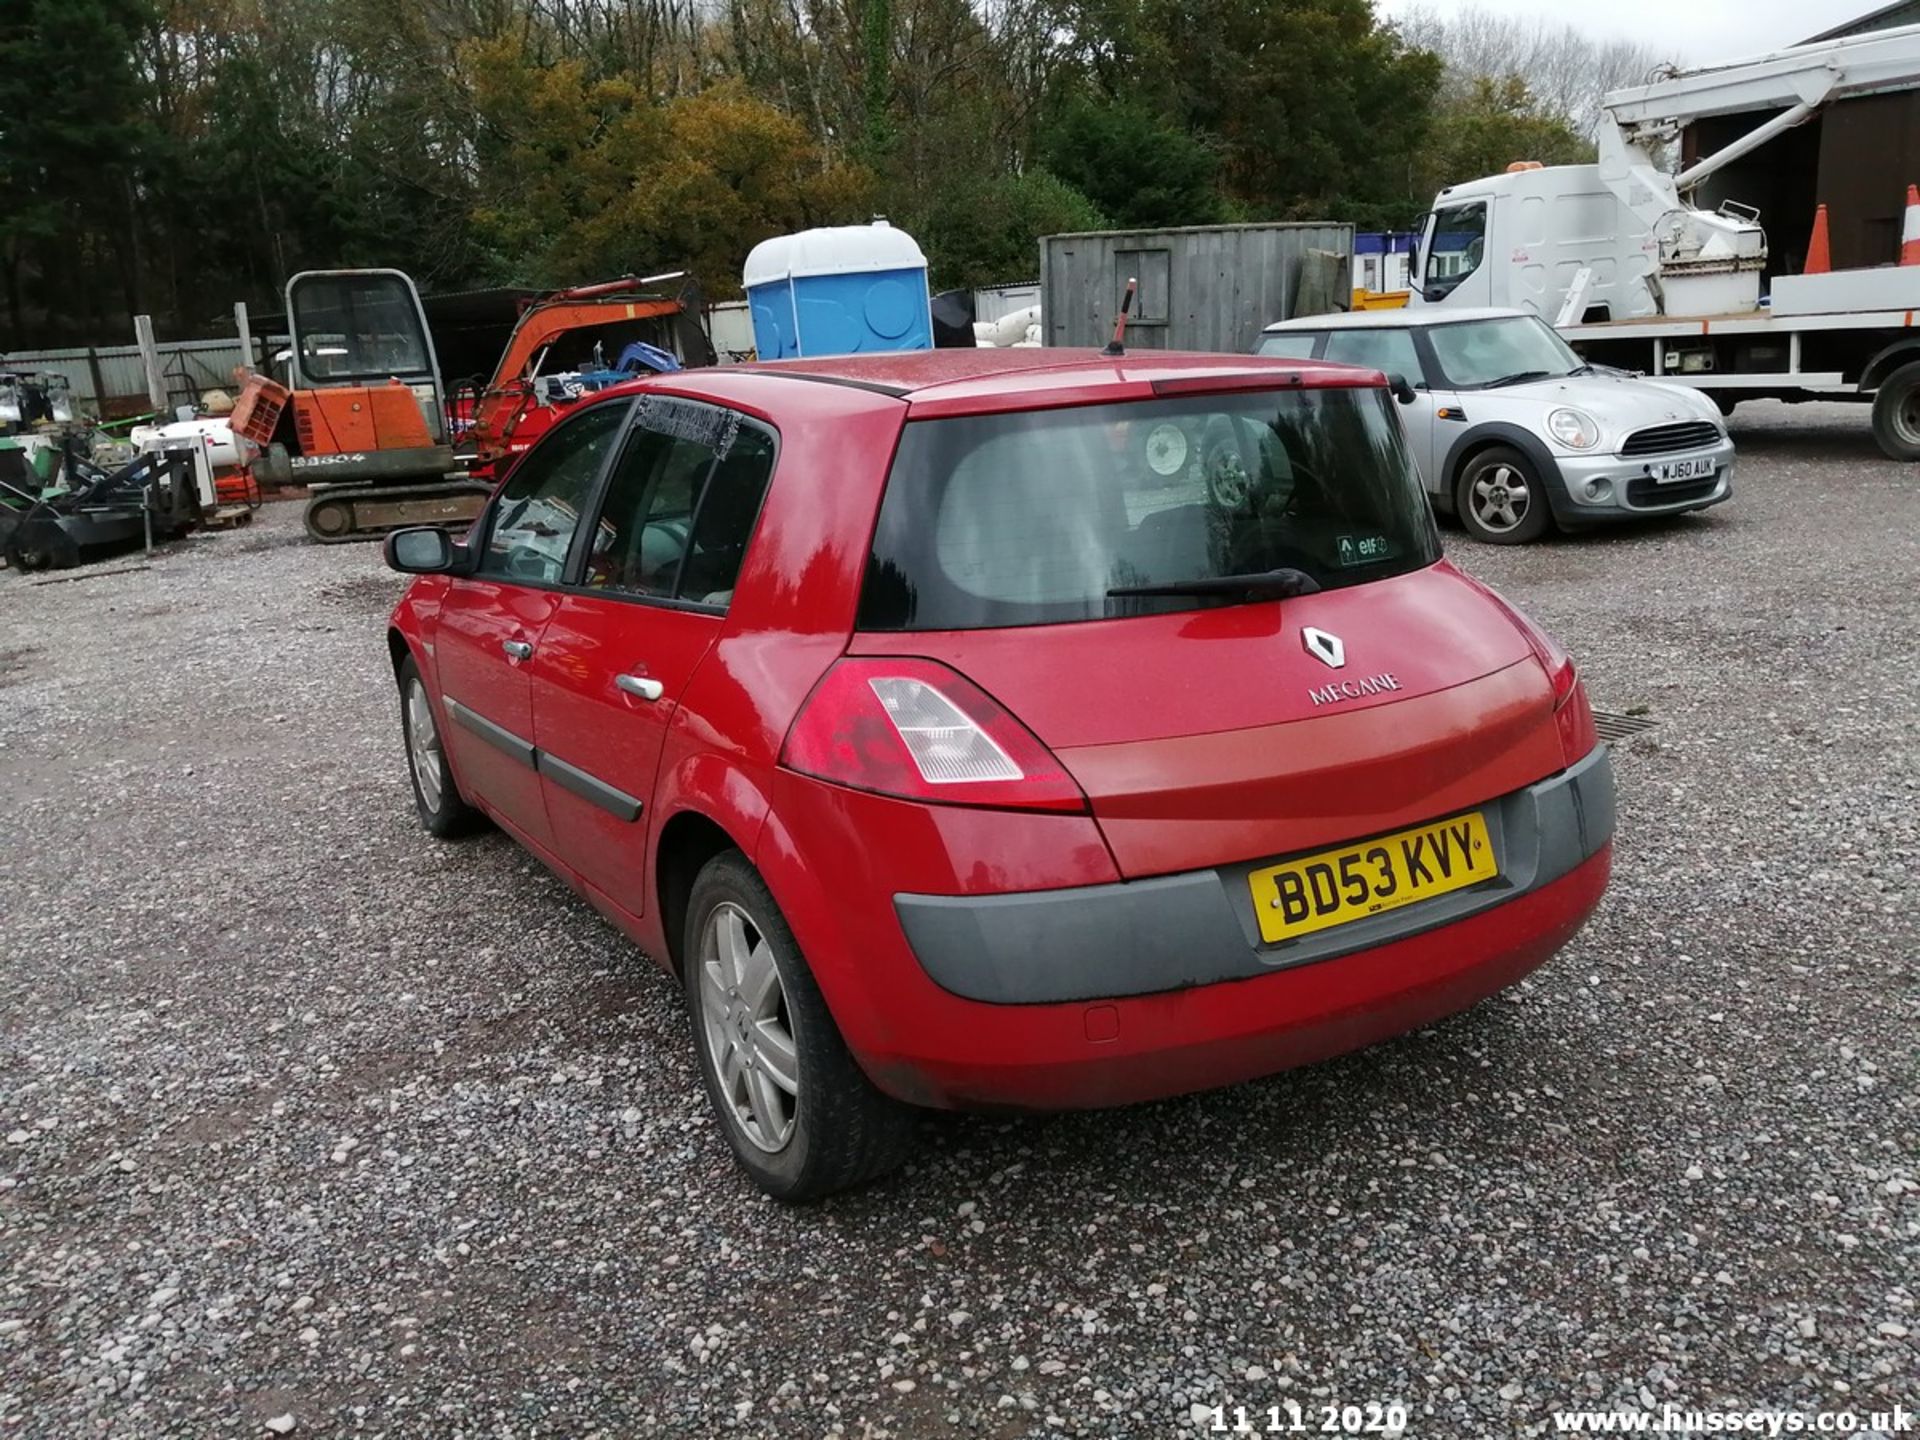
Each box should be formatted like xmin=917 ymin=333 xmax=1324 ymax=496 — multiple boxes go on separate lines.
xmin=530 ymin=398 xmax=778 ymax=918
xmin=434 ymin=400 xmax=628 ymax=850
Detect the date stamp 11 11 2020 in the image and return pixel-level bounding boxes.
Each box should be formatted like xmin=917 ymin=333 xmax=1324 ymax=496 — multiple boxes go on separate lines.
xmin=1198 ymin=1400 xmax=1411 ymax=1436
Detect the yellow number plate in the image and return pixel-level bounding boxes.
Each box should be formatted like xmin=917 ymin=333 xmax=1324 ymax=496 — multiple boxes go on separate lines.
xmin=1249 ymin=812 xmax=1497 ymax=945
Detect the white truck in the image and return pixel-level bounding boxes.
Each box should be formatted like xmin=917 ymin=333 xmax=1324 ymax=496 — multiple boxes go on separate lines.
xmin=1409 ymin=23 xmax=1920 ymax=459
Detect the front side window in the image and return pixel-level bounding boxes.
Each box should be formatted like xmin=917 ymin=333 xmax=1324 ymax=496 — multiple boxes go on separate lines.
xmin=1419 ymin=202 xmax=1487 ymax=298
xmin=1322 ymin=327 xmax=1425 ymax=385
xmin=582 ymin=401 xmax=775 ymax=606
xmin=858 ymin=387 xmax=1439 ymax=631
xmin=478 ymin=401 xmax=627 ymax=584
xmin=1425 ymin=315 xmax=1582 ymax=389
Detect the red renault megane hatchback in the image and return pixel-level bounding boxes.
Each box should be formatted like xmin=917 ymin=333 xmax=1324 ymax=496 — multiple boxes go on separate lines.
xmin=383 ymin=348 xmax=1613 ymax=1200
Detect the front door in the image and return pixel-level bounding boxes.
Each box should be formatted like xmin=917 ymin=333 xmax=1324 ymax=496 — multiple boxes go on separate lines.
xmin=1320 ymin=326 xmax=1456 ymax=498
xmin=531 ymin=401 xmax=779 ymax=918
xmin=435 ymin=400 xmax=629 ymax=851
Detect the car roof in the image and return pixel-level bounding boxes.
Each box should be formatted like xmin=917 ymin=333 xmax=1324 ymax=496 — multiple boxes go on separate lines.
xmin=1262 ymin=306 xmax=1530 ymax=333
xmin=600 ymin=347 xmax=1389 ymax=420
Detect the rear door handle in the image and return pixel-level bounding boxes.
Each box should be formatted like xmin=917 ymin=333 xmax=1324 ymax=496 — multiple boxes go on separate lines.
xmin=616 ymin=673 xmax=664 ymax=702
xmin=501 ymin=639 xmax=533 ymax=662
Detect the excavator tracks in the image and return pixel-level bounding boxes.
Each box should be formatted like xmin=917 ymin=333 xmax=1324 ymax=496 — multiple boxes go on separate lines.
xmin=303 ymin=480 xmax=494 ymax=544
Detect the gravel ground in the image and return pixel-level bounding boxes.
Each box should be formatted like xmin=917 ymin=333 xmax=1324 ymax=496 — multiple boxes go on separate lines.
xmin=2 ymin=401 xmax=1915 ymax=1438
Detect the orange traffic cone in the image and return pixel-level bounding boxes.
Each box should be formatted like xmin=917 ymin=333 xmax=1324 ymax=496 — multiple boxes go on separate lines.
xmin=1901 ymin=185 xmax=1920 ymax=265
xmin=1805 ymin=203 xmax=1831 ymax=274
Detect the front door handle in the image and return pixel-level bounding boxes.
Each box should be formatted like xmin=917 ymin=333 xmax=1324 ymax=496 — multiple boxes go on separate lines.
xmin=501 ymin=639 xmax=534 ymax=662
xmin=616 ymin=673 xmax=665 ymax=702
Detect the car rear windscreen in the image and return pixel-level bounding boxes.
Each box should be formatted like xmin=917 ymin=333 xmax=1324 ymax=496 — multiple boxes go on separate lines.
xmin=857 ymin=385 xmax=1440 ymax=631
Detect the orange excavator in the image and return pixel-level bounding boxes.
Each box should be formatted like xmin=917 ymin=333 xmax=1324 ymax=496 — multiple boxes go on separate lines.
xmin=229 ymin=268 xmax=713 ymax=542
xmin=230 ymin=268 xmax=491 ymax=543
xmin=455 ymin=272 xmax=715 ymax=480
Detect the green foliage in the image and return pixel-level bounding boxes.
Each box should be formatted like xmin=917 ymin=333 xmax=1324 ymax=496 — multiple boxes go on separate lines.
xmin=1038 ymin=96 xmax=1225 ymax=229
xmin=0 ymin=0 xmax=1561 ymax=345
xmin=1419 ymin=75 xmax=1593 ymax=197
xmin=918 ymin=168 xmax=1109 ymax=290
xmin=0 ymin=0 xmax=152 ymax=330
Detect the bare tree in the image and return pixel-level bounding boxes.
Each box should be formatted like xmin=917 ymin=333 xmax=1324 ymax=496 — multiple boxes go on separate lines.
xmin=1393 ymin=3 xmax=1677 ymax=140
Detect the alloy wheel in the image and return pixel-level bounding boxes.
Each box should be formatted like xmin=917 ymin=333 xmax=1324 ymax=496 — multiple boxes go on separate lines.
xmin=406 ymin=680 xmax=443 ymax=813
xmin=1471 ymin=465 xmax=1531 ymax=533
xmin=696 ymin=901 xmax=799 ymax=1153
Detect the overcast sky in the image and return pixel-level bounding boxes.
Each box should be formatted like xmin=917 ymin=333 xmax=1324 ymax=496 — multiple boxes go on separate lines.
xmin=1374 ymin=0 xmax=1893 ymax=63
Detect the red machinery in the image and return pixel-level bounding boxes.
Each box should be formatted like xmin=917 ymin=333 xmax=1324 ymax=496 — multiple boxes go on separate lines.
xmin=457 ymin=274 xmax=715 ymax=480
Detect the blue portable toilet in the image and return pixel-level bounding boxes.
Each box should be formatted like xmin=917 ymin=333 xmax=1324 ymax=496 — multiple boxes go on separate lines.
xmin=743 ymin=222 xmax=933 ymax=359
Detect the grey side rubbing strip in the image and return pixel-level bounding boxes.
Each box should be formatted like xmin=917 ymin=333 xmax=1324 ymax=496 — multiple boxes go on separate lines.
xmin=536 ymin=751 xmax=644 ymax=823
xmin=443 ymin=698 xmax=535 ymax=768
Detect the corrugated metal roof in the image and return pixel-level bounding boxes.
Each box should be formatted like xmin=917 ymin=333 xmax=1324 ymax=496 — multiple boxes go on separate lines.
xmin=1805 ymin=1 xmax=1920 ymax=42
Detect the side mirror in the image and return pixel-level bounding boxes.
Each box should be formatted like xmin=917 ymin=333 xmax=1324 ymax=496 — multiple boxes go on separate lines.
xmin=385 ymin=526 xmax=458 ymax=574
xmin=1387 ymin=373 xmax=1417 ymax=405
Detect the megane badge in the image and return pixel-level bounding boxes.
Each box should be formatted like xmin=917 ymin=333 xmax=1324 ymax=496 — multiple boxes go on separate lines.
xmin=1302 ymin=627 xmax=1345 ymax=670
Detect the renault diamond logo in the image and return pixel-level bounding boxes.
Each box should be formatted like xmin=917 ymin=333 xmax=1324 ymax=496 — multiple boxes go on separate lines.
xmin=1302 ymin=627 xmax=1345 ymax=670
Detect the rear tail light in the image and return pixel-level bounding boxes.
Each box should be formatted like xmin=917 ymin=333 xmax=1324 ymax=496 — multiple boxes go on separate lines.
xmin=780 ymin=658 xmax=1088 ymax=813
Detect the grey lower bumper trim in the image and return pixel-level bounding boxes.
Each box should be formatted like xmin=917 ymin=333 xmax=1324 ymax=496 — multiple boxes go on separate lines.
xmin=895 ymin=746 xmax=1615 ymax=1006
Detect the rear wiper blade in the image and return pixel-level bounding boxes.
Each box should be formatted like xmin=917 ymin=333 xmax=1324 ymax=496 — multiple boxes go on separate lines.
xmin=1107 ymin=567 xmax=1322 ymax=600
xmin=1484 ymin=370 xmax=1553 ymax=387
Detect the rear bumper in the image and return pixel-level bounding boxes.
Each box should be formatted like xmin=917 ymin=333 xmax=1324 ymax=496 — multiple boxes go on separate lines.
xmin=874 ymin=844 xmax=1610 ymax=1110
xmin=896 ymin=745 xmax=1613 ymax=1005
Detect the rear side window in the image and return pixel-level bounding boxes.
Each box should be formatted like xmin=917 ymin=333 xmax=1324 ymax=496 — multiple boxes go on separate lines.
xmin=1255 ymin=332 xmax=1322 ymax=359
xmin=857 ymin=386 xmax=1438 ymax=631
xmin=580 ymin=398 xmax=774 ymax=607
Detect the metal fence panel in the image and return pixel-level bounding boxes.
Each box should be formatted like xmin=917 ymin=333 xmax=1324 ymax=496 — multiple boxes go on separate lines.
xmin=1039 ymin=223 xmax=1355 ymax=354
xmin=5 ymin=338 xmax=256 ymax=413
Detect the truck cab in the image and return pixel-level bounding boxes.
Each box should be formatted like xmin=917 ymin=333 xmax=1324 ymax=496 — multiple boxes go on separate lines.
xmin=1412 ymin=166 xmax=1658 ymax=323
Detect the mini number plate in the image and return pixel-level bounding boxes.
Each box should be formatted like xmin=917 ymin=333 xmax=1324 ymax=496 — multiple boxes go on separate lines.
xmin=1648 ymin=455 xmax=1716 ymax=483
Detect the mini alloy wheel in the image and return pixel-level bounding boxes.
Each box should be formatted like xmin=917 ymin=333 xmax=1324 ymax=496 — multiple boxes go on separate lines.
xmin=1456 ymin=446 xmax=1551 ymax=544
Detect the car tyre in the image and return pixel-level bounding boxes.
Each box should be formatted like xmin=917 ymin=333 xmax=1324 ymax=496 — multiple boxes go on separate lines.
xmin=1870 ymin=360 xmax=1920 ymax=460
xmin=398 ymin=655 xmax=484 ymax=839
xmin=1455 ymin=445 xmax=1552 ymax=545
xmin=684 ymin=850 xmax=915 ymax=1201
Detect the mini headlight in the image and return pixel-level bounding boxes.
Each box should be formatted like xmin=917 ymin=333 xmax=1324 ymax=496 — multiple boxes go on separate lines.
xmin=1548 ymin=407 xmax=1599 ymax=450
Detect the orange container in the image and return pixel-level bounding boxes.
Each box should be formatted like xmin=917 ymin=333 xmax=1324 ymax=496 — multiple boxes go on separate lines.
xmin=230 ymin=375 xmax=291 ymax=444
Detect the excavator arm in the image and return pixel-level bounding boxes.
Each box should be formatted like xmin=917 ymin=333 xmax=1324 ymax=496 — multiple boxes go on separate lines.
xmin=467 ymin=273 xmax=714 ymax=471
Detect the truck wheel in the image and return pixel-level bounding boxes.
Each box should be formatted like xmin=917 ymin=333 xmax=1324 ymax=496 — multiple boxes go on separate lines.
xmin=398 ymin=656 xmax=484 ymax=838
xmin=1455 ymin=446 xmax=1551 ymax=544
xmin=1870 ymin=361 xmax=1920 ymax=460
xmin=684 ymin=850 xmax=915 ymax=1201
